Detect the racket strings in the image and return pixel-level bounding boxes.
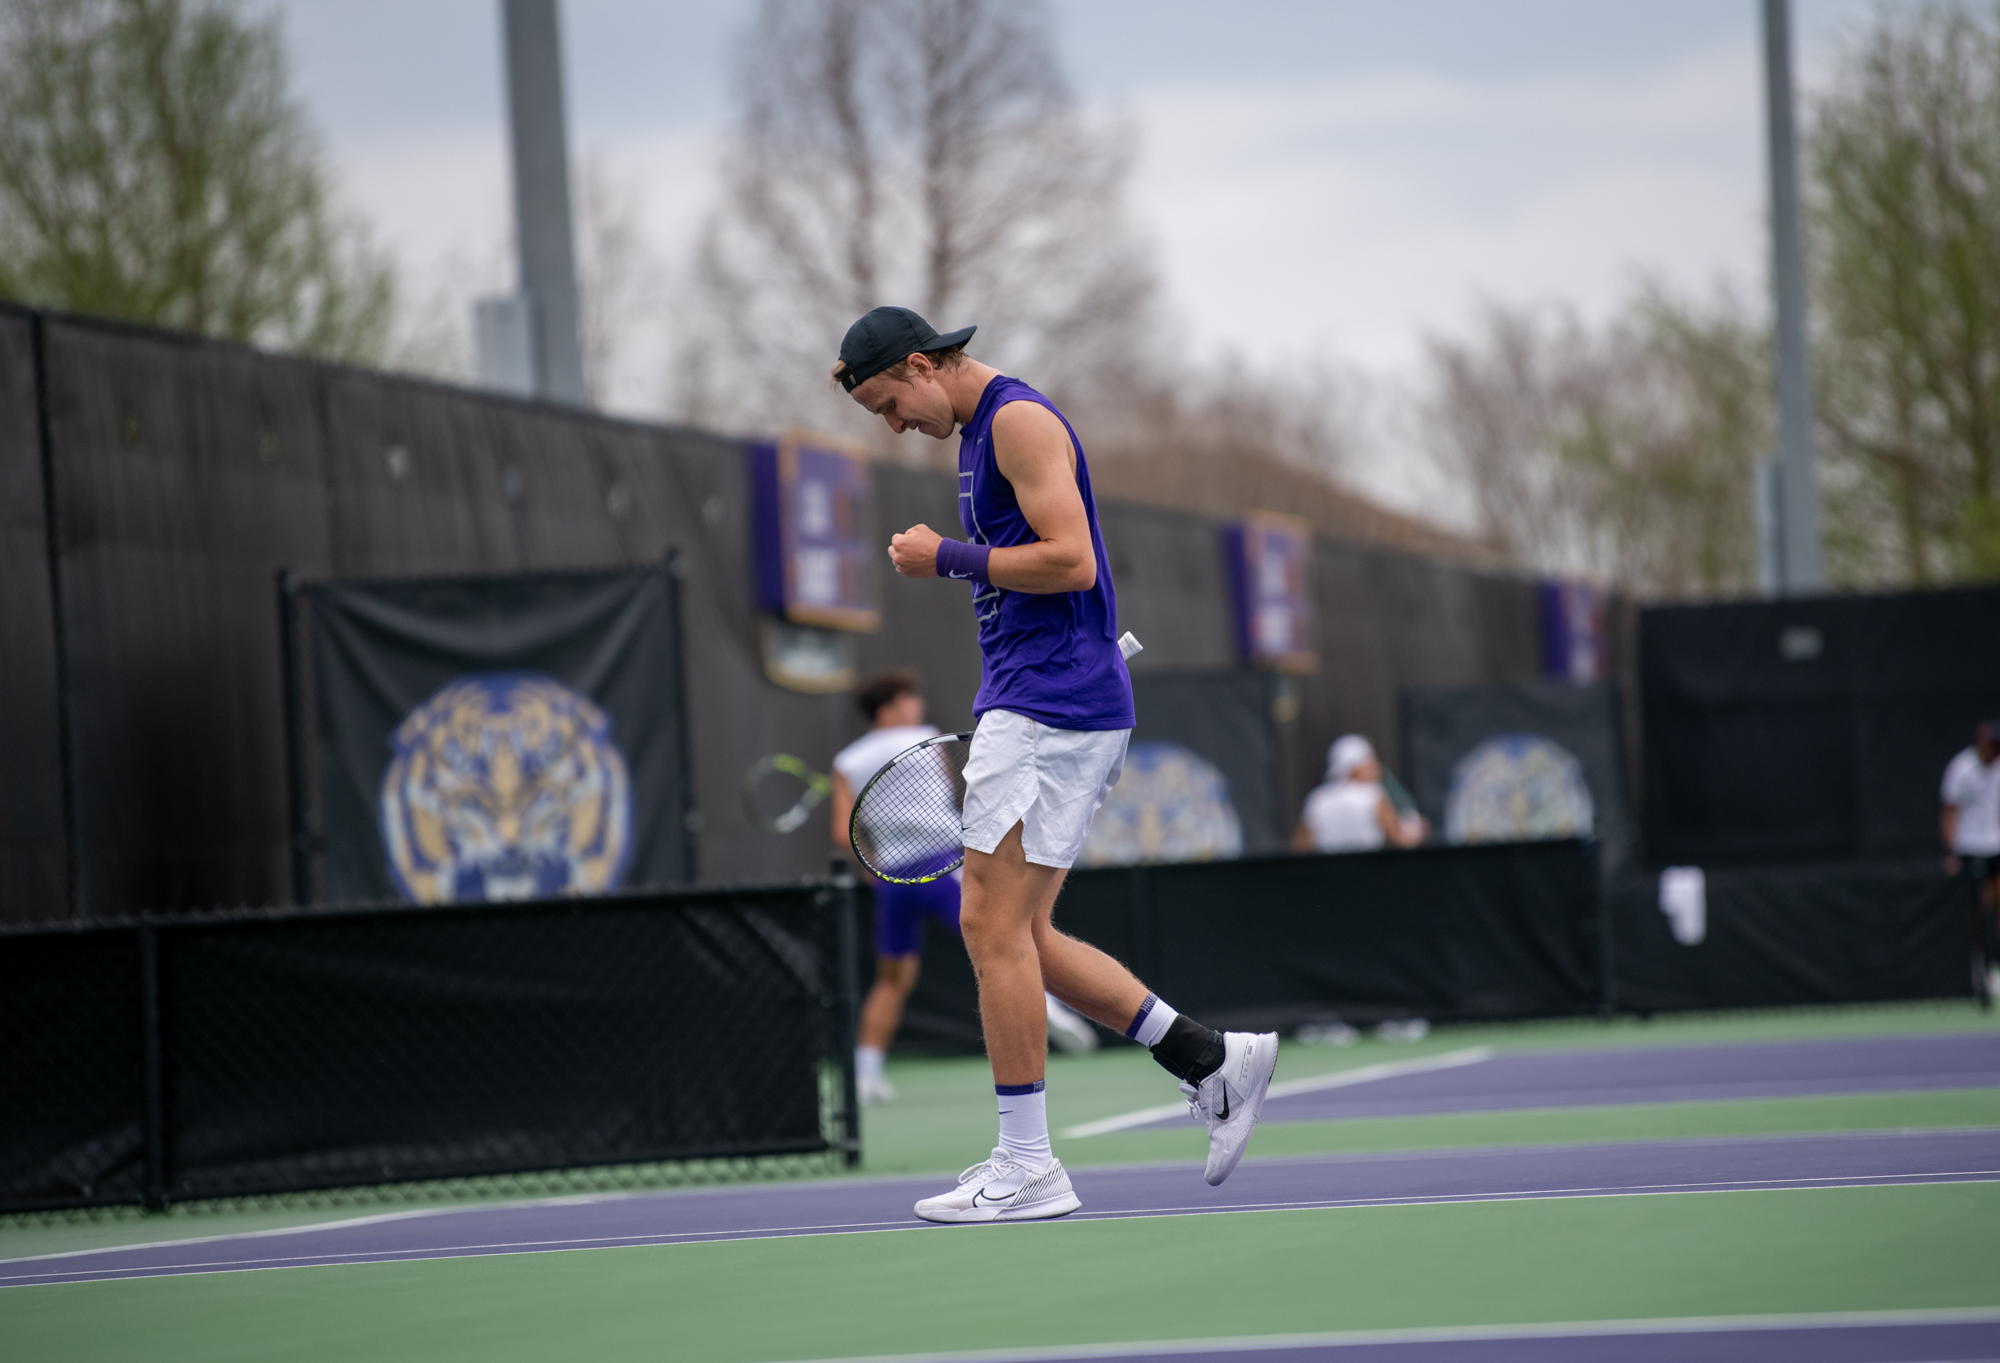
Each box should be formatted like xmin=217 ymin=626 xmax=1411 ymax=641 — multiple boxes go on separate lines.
xmin=851 ymin=736 xmax=972 ymax=883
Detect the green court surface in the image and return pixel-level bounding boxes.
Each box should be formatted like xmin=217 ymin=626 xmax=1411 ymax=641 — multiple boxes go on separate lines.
xmin=3 ymin=1001 xmax=1996 ymax=1363
xmin=5 ymin=1185 xmax=1996 ymax=1362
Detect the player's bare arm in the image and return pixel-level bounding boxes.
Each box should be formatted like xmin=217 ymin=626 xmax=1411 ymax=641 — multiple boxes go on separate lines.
xmin=887 ymin=402 xmax=1093 ymax=593
xmin=829 ymin=770 xmax=855 ymax=848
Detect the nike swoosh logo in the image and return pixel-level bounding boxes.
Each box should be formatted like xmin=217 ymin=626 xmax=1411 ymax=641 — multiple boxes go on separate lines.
xmin=1217 ymin=1089 xmax=1230 ymax=1120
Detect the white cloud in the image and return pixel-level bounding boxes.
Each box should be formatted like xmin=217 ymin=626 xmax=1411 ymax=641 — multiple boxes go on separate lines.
xmin=1116 ymin=38 xmax=1764 ymax=372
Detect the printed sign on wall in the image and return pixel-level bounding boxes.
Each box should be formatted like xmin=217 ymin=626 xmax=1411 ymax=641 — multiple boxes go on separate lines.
xmin=298 ymin=563 xmax=693 ymax=906
xmin=751 ymin=431 xmax=881 ymax=633
xmin=1224 ymin=511 xmax=1318 ymax=673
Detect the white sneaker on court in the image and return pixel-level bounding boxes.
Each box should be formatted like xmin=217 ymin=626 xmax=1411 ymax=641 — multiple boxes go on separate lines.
xmin=913 ymin=1152 xmax=1081 ymax=1223
xmin=1045 ymin=994 xmax=1100 ymax=1055
xmin=858 ymin=1073 xmax=896 ymax=1106
xmin=1181 ymin=1031 xmax=1279 ymax=1186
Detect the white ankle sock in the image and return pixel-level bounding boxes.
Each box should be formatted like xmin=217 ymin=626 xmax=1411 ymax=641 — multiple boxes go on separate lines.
xmin=995 ymin=1081 xmax=1052 ymax=1170
xmin=857 ymin=1046 xmax=886 ymax=1083
xmin=1124 ymin=993 xmax=1179 ymax=1049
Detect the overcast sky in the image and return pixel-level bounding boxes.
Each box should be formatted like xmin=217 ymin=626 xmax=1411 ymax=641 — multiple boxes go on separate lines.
xmin=266 ymin=0 xmax=1901 ymax=463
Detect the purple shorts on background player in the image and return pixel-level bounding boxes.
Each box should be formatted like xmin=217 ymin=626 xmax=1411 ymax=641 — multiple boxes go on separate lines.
xmin=874 ymin=875 xmax=961 ymax=957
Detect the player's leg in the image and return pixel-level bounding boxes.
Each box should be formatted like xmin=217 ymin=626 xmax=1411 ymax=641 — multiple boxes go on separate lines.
xmin=1030 ymin=908 xmax=1276 ymax=1184
xmin=930 ymin=867 xmax=1093 ymax=1052
xmin=1021 ymin=722 xmax=1281 ymax=1187
xmin=958 ymin=825 xmax=1065 ymax=1086
xmin=913 ymin=825 xmax=1082 ymax=1223
xmin=856 ymin=954 xmax=919 ymax=1105
xmin=856 ymin=879 xmax=930 ymax=1104
xmin=1979 ymin=868 xmax=2000 ymax=1002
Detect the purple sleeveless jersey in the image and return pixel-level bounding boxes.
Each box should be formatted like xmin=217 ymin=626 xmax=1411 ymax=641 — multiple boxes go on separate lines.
xmin=955 ymin=375 xmax=1135 ymax=731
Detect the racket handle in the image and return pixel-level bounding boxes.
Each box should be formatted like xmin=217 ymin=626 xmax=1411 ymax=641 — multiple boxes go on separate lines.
xmin=1118 ymin=631 xmax=1143 ymax=661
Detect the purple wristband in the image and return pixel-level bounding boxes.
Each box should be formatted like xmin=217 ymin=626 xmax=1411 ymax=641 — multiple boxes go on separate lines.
xmin=934 ymin=538 xmax=991 ymax=585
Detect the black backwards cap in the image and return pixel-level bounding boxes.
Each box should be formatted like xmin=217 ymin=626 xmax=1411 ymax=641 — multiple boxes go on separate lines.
xmin=837 ymin=306 xmax=976 ymax=391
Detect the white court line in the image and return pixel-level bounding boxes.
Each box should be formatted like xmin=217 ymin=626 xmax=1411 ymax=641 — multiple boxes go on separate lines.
xmin=771 ymin=1306 xmax=2000 ymax=1363
xmin=7 ymin=1170 xmax=1994 ymax=1287
xmin=1062 ymin=1047 xmax=1494 ymax=1138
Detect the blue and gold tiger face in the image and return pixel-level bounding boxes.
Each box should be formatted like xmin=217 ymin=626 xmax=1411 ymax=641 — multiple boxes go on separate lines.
xmin=379 ymin=673 xmax=632 ymax=904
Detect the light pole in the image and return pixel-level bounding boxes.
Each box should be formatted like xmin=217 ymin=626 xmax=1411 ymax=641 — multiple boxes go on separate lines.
xmin=1760 ymin=0 xmax=1824 ymax=593
xmin=476 ymin=0 xmax=588 ymax=406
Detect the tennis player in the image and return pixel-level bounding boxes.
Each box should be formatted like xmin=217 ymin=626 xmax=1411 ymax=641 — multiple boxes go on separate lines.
xmin=833 ymin=305 xmax=1279 ymax=1223
xmin=833 ymin=670 xmax=1107 ymax=1107
xmin=831 ymin=670 xmax=957 ymax=1106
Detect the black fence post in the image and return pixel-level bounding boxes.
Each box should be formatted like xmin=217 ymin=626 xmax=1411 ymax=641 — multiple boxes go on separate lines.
xmin=137 ymin=925 xmax=168 ymax=1210
xmin=277 ymin=569 xmax=312 ymax=905
xmin=828 ymin=857 xmax=863 ymax=1167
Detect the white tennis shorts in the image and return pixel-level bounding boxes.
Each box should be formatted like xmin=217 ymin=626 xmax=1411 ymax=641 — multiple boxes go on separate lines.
xmin=961 ymin=709 xmax=1131 ymax=869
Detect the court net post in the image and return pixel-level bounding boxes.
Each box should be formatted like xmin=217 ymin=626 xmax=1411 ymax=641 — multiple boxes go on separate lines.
xmin=828 ymin=856 xmax=864 ymax=1167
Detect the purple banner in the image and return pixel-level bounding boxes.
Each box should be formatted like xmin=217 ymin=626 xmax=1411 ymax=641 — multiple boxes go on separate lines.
xmin=1539 ymin=580 xmax=1606 ymax=682
xmin=751 ymin=432 xmax=881 ymax=632
xmin=1224 ymin=511 xmax=1318 ymax=673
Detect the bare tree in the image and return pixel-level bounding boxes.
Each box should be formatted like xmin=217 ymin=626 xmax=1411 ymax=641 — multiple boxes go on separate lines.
xmin=574 ymin=150 xmax=664 ymax=411
xmin=677 ymin=0 xmax=1157 ymax=452
xmin=0 ymin=0 xmax=397 ymax=363
xmin=1421 ymin=290 xmax=1767 ymax=598
xmin=1811 ymin=1 xmax=2000 ymax=584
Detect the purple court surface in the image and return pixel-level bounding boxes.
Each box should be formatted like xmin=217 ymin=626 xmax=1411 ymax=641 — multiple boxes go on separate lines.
xmin=5 ymin=1127 xmax=1994 ymax=1288
xmin=1223 ymin=1032 xmax=2000 ymax=1126
xmin=805 ymin=1315 xmax=2000 ymax=1362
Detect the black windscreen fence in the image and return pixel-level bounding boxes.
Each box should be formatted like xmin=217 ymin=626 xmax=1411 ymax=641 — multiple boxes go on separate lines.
xmin=289 ymin=561 xmax=694 ymax=906
xmin=1641 ymin=586 xmax=2000 ymax=867
xmin=889 ymin=841 xmax=1606 ymax=1053
xmin=1609 ymin=861 xmax=1977 ymax=1014
xmin=0 ymin=884 xmax=858 ymax=1213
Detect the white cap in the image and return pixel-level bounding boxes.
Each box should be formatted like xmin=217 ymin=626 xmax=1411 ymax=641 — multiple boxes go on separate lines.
xmin=1328 ymin=734 xmax=1375 ymax=781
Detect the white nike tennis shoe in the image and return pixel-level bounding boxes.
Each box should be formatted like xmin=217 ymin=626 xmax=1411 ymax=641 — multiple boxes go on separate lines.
xmin=857 ymin=1073 xmax=896 ymax=1106
xmin=1181 ymin=1030 xmax=1279 ymax=1186
xmin=913 ymin=1151 xmax=1081 ymax=1223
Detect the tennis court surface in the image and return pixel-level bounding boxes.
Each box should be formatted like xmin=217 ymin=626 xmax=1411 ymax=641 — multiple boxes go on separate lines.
xmin=5 ymin=1003 xmax=1997 ymax=1362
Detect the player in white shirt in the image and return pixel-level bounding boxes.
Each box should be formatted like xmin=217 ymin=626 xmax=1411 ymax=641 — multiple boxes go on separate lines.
xmin=1940 ymin=720 xmax=2000 ymax=999
xmin=1293 ymin=734 xmax=1428 ymax=854
xmin=830 ymin=671 xmax=1095 ymax=1106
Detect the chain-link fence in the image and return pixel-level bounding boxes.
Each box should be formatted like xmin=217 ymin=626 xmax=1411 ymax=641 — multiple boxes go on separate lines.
xmin=0 ymin=881 xmax=860 ymax=1214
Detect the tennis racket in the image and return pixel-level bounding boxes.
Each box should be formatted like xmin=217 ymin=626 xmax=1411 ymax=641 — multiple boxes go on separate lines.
xmin=848 ymin=732 xmax=974 ymax=884
xmin=742 ymin=754 xmax=831 ymax=834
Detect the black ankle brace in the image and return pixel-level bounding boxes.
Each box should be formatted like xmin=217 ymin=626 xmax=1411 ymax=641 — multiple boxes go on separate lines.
xmin=1148 ymin=1014 xmax=1226 ymax=1084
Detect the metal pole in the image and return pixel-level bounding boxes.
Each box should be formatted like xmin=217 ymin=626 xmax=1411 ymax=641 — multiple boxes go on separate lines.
xmin=829 ymin=856 xmax=863 ymax=1167
xmin=500 ymin=0 xmax=588 ymax=406
xmin=1763 ymin=0 xmax=1824 ymax=592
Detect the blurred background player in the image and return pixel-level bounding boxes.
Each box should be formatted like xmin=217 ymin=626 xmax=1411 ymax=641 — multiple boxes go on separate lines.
xmin=831 ymin=669 xmax=1096 ymax=1107
xmin=1940 ymin=720 xmax=2000 ymax=1000
xmin=1294 ymin=734 xmax=1429 ymax=854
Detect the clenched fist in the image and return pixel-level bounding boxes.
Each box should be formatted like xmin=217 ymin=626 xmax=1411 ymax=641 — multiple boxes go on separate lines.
xmin=889 ymin=523 xmax=944 ymax=578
